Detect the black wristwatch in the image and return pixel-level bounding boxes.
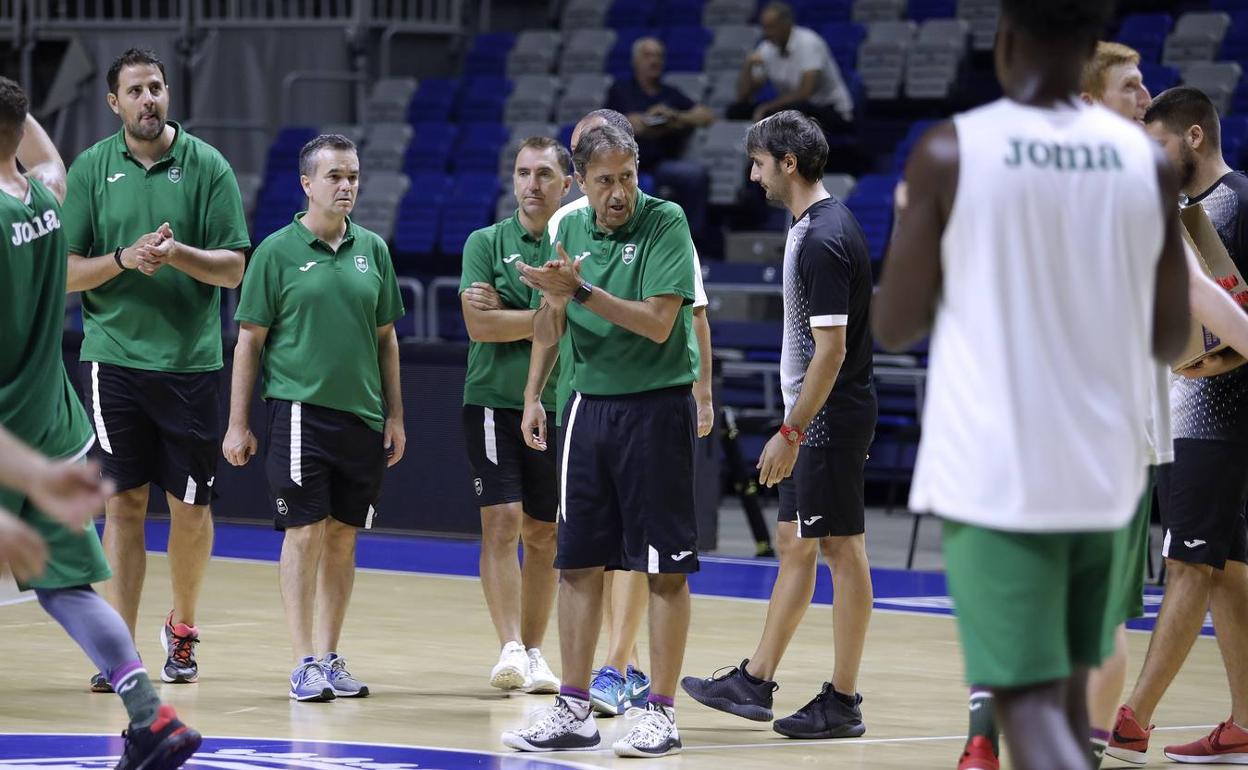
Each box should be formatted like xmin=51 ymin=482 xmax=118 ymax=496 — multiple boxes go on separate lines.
xmin=573 ymin=282 xmax=593 ymax=304
xmin=113 ymin=247 xmax=127 ymax=270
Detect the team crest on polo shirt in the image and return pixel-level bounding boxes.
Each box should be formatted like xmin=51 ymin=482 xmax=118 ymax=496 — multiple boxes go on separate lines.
xmin=167 ymin=166 xmax=182 ymax=183
xmin=622 ymin=243 xmax=638 ymax=265
xmin=354 ymin=256 xmax=369 ymax=273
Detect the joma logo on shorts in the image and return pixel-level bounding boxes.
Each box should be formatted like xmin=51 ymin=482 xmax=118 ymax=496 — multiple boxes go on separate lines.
xmin=10 ymin=209 xmax=61 ymax=246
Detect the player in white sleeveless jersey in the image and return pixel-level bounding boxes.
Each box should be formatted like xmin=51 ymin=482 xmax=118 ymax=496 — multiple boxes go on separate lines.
xmin=873 ymin=2 xmax=1190 ymax=768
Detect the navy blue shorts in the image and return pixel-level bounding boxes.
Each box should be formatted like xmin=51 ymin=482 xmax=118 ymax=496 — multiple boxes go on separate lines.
xmin=461 ymin=404 xmax=558 ymax=522
xmin=555 ymin=386 xmax=699 ymax=573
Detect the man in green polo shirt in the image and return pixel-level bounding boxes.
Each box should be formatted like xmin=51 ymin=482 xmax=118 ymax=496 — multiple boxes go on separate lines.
xmin=501 ymin=123 xmax=698 ymax=759
xmin=223 ymin=133 xmax=405 ymax=702
xmin=61 ymin=47 xmax=251 ymax=690
xmin=459 ymin=136 xmax=569 ymax=695
xmin=0 ymin=78 xmax=201 ymax=769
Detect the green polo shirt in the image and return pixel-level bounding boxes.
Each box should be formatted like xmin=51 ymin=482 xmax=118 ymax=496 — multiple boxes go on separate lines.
xmin=460 ymin=213 xmax=557 ymax=411
xmin=234 ymin=214 xmax=404 ymax=432
xmin=552 ymin=190 xmax=698 ymax=396
xmin=0 ymin=178 xmax=93 ymax=459
xmin=63 ymin=122 xmax=252 ymax=373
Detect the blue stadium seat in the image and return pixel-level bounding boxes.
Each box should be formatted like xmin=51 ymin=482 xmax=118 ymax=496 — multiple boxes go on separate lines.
xmin=394 ymin=186 xmax=446 ymax=257
xmin=404 ymin=122 xmax=458 ymax=173
xmin=793 ymin=0 xmax=852 ymax=25
xmin=1222 ymin=116 xmax=1248 ymax=167
xmin=892 ymin=118 xmax=938 ymax=172
xmin=463 ymin=32 xmax=516 ymax=76
xmin=819 ymin=22 xmax=867 ymax=75
xmin=1139 ymin=62 xmax=1181 ymax=96
xmin=1116 ymin=13 xmax=1173 ymax=64
xmin=439 ymin=197 xmax=498 ymax=255
xmin=845 ymin=174 xmax=898 ymax=263
xmin=906 ymin=0 xmax=954 ymax=22
xmin=559 ymin=124 xmax=575 ymax=150
xmin=1214 ymin=0 xmax=1248 ymax=11
xmin=1221 ymin=12 xmax=1248 ymax=64
xmin=608 ymin=27 xmax=657 ymax=80
xmin=608 ymin=0 xmax=658 ymax=28
xmin=660 ymin=0 xmax=706 ymax=27
xmin=451 ymin=124 xmax=509 ymax=173
xmin=456 ymin=77 xmax=512 ymax=123
xmin=661 ymin=26 xmax=713 ymax=72
xmin=408 ymin=78 xmax=458 ymax=123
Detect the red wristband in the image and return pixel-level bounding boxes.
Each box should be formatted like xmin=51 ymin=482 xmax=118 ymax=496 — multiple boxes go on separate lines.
xmin=779 ymin=424 xmax=805 ymax=445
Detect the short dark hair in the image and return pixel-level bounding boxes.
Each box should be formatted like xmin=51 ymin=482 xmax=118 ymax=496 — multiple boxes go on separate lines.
xmin=517 ymin=135 xmax=572 ymax=174
xmin=107 ymin=48 xmax=167 ymax=95
xmin=299 ymin=134 xmax=358 ymax=178
xmin=1144 ymin=86 xmax=1222 ymax=149
xmin=761 ymin=1 xmax=793 ymax=23
xmin=1000 ymin=0 xmax=1116 ymax=47
xmin=746 ymin=109 xmax=828 ymax=183
xmin=582 ymin=109 xmax=633 ymax=138
xmin=0 ymin=77 xmax=28 ymax=152
xmin=573 ymin=124 xmax=638 ymax=177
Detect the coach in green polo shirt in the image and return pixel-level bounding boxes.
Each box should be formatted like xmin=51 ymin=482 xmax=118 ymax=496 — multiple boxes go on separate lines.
xmin=501 ymin=124 xmax=696 ymax=759
xmin=223 ymin=133 xmax=404 ymax=703
xmin=60 ymin=48 xmax=250 ymax=691
xmin=459 ymin=136 xmax=568 ymax=696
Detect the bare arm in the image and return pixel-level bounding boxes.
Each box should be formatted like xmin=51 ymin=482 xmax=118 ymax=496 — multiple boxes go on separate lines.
xmin=1188 ymin=246 xmax=1248 ymax=357
xmin=678 ymin=104 xmax=717 ymax=128
xmin=66 ymin=253 xmax=126 ymax=292
xmin=691 ymin=306 xmax=715 ymax=436
xmin=873 ymin=121 xmax=958 ymax=351
xmin=164 ymin=243 xmax=246 ymax=289
xmin=378 ymin=322 xmax=405 ymax=467
xmin=737 ymin=51 xmax=765 ymax=102
xmin=786 ymin=326 xmax=847 ymax=430
xmin=758 ymin=70 xmax=821 ymax=115
xmin=580 ymin=290 xmax=684 ymax=344
xmin=1152 ymin=148 xmax=1191 ymax=363
xmin=532 ymin=298 xmax=568 ymax=348
xmin=17 ymin=116 xmax=66 ymax=203
xmin=521 ymin=339 xmax=561 ymax=451
xmin=222 ymin=323 xmax=269 ymax=466
xmin=461 ymin=293 xmax=536 ymax=343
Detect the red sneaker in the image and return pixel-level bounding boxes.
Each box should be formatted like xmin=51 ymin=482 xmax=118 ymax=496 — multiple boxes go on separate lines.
xmin=957 ymin=736 xmax=999 ymax=770
xmin=1164 ymin=719 xmax=1248 ymax=764
xmin=1106 ymin=705 xmax=1153 ymax=765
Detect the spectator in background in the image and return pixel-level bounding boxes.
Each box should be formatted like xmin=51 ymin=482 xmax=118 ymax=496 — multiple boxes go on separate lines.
xmin=607 ymin=37 xmax=715 ymax=242
xmin=731 ymin=2 xmax=854 ymax=133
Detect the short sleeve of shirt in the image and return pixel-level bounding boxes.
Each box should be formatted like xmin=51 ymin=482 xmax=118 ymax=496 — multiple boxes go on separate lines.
xmin=375 ymin=240 xmax=405 ymax=327
xmin=662 ymin=85 xmax=694 ymax=111
xmin=204 ymin=159 xmax=253 ymax=251
xmin=234 ymin=243 xmax=279 ymax=327
xmin=641 ymin=206 xmax=695 ymax=304
xmin=800 ymin=234 xmax=852 ymax=328
xmin=791 ymin=33 xmax=824 ymax=74
xmin=62 ymin=159 xmax=95 ymax=256
xmin=459 ymin=228 xmax=495 ymax=293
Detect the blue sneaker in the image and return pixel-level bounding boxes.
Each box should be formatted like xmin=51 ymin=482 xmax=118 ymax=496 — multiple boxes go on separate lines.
xmin=321 ymin=653 xmax=369 ymax=698
xmin=625 ymin=665 xmax=651 ymax=709
xmin=289 ymin=656 xmax=334 ymax=702
xmin=589 ymin=666 xmax=628 ymax=716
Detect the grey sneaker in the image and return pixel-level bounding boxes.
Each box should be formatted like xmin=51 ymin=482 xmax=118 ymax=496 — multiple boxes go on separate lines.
xmin=613 ymin=703 xmax=682 ymax=758
xmin=321 ymin=653 xmax=369 ymax=697
xmin=289 ymin=657 xmax=334 ymax=702
xmin=773 ymin=683 xmax=866 ymax=739
xmin=680 ymin=659 xmax=778 ymax=722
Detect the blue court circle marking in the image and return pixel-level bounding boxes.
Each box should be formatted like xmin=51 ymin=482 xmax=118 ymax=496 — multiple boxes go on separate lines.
xmin=0 ymin=734 xmax=603 ymax=770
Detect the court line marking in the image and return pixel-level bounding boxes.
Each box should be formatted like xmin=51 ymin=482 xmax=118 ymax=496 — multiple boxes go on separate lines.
xmin=0 ymin=733 xmax=605 ymax=770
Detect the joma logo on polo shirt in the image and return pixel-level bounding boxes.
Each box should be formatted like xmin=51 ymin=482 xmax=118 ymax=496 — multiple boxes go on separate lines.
xmin=1004 ymin=139 xmax=1123 ymax=171
xmin=10 ymin=210 xmax=61 ymax=246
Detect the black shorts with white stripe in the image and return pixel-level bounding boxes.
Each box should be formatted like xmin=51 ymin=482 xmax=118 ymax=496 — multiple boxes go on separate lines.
xmin=79 ymin=361 xmax=219 ymax=506
xmin=777 ymin=445 xmax=868 ymax=538
xmin=555 ymin=386 xmax=699 ymax=573
xmin=265 ymin=399 xmax=385 ymax=531
xmin=461 ymin=404 xmax=558 ymax=522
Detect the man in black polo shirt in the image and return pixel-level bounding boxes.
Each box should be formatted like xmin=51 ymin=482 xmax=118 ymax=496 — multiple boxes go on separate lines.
xmin=606 ymin=37 xmax=714 ymax=241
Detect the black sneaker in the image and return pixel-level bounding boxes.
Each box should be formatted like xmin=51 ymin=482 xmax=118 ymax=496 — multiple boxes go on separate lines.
xmin=115 ymin=705 xmax=202 ymax=770
xmin=680 ymin=659 xmax=777 ymax=722
xmin=91 ymin=672 xmax=114 ymax=693
xmin=773 ymin=683 xmax=866 ymax=739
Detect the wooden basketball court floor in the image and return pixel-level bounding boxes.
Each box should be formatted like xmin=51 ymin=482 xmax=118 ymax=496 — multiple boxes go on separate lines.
xmin=0 ymin=536 xmax=1230 ymax=769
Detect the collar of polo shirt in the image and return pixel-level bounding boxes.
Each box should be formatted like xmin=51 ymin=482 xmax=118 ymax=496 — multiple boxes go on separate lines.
xmin=292 ymin=212 xmax=358 ymax=252
xmin=113 ymin=119 xmax=184 ymax=167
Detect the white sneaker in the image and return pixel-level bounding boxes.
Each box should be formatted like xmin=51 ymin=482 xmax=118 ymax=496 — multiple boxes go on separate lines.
xmin=490 ymin=640 xmax=529 ymax=690
xmin=502 ymin=696 xmax=600 ymax=752
xmin=524 ymin=648 xmax=560 ymax=694
xmin=613 ymin=703 xmax=682 ymax=758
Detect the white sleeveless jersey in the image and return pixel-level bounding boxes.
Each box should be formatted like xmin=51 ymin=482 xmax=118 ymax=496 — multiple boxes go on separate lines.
xmin=909 ymin=99 xmax=1164 ymax=532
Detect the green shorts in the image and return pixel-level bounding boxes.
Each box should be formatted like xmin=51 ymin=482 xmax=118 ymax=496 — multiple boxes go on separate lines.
xmin=1107 ymin=469 xmax=1154 ymax=630
xmin=943 ymin=519 xmax=1115 ymax=689
xmin=0 ymin=487 xmax=111 ymax=591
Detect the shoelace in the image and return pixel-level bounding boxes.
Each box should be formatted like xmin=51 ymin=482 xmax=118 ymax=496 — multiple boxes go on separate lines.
xmin=521 ymin=698 xmax=579 ymax=738
xmin=328 ymin=657 xmax=351 ymax=677
xmin=591 ymin=667 xmax=625 ymax=689
xmin=168 ymin=631 xmax=198 ymax=667
xmin=621 ymin=707 xmax=671 ymax=745
xmin=299 ymin=662 xmax=328 ymax=687
xmin=703 ymin=665 xmax=779 ymax=694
